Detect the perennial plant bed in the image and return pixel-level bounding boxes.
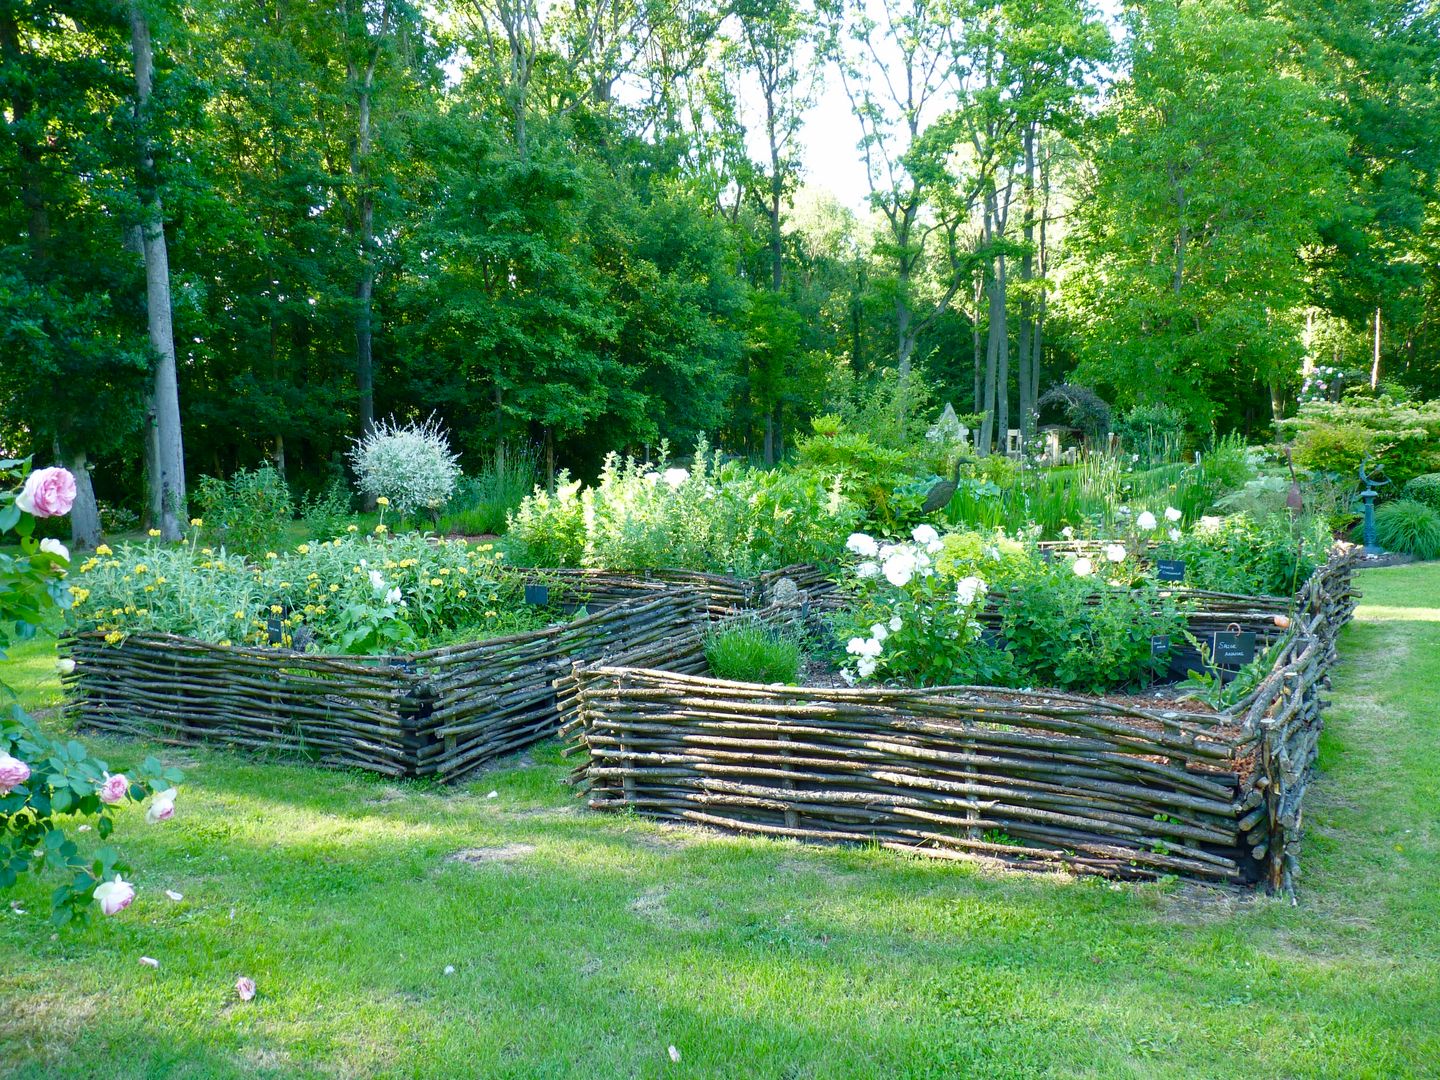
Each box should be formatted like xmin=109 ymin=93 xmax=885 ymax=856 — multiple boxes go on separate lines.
xmin=565 ymin=548 xmax=1358 ymax=892
xmin=65 ymin=586 xmax=709 ymax=783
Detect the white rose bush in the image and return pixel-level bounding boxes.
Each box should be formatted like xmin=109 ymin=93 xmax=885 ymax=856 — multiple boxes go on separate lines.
xmin=836 ymin=525 xmax=1017 ymax=687
xmin=1 ymin=460 xmax=184 ymax=924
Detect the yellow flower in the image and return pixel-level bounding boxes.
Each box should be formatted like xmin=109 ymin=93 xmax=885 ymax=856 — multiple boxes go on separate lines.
xmin=190 ymin=517 xmax=204 ymax=527
xmin=279 ymin=581 xmax=291 ymax=589
xmin=265 ymin=551 xmax=278 ymax=560
xmin=219 ymin=639 xmax=231 ymax=647
xmin=144 ymin=585 xmax=155 ymax=593
xmin=234 ymin=611 xmax=245 ymax=620
xmin=315 ymin=604 xmax=327 ymax=614
xmin=155 ymin=576 xmax=167 ymax=585
xmin=307 ymin=572 xmax=319 ymax=580
xmin=95 ymin=544 xmax=113 ymax=556
xmin=374 ymin=524 xmax=387 ymax=535
xmin=270 ymin=604 xmax=283 ymax=614
xmin=485 ymin=610 xmax=497 ymax=618
xmin=458 ymin=589 xmax=468 ymax=599
xmin=347 ymin=524 xmax=358 ymax=533
xmin=79 ymin=558 xmax=98 ymax=573
xmin=69 ymin=586 xmax=91 ymax=604
xmin=376 ymin=496 xmax=390 ymax=507
xmin=147 ymin=528 xmax=161 ymax=538
xmin=328 ymin=583 xmax=339 ymax=592
xmin=456 ymin=566 xmax=468 ymax=575
xmin=201 ymin=547 xmax=213 ymax=555
xmin=429 ymin=577 xmax=442 ymax=587
xmin=133 ymin=564 xmax=148 ymax=575
xmin=438 ymin=568 xmax=450 ymax=576
xmin=297 ymin=544 xmax=310 ymax=555
xmin=384 ymin=560 xmax=398 ymax=570
xmin=104 ymin=631 xmax=123 ymax=645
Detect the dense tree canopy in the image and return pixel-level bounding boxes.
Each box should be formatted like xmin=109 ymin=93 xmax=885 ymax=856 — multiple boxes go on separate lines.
xmin=2 ymin=0 xmax=1438 ymax=528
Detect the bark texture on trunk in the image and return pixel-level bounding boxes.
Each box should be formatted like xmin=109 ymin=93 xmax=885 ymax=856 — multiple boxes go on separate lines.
xmin=68 ymin=450 xmax=102 ymax=549
xmin=131 ymin=3 xmax=186 ymax=540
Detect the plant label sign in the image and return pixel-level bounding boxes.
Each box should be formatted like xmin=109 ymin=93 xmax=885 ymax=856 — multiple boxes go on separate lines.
xmin=524 ymin=583 xmax=550 ymax=606
xmin=1150 ymin=635 xmax=1171 ymax=658
xmin=1156 ymin=559 xmax=1186 ymax=582
xmin=1212 ymin=631 xmax=1256 ymax=666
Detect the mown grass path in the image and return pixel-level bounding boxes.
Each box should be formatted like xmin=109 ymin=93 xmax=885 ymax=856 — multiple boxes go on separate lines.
xmin=1 ymin=566 xmax=1437 ymax=1078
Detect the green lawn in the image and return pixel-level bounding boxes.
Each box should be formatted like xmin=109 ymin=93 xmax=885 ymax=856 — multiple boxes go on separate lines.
xmin=2 ymin=566 xmax=1438 ymax=1078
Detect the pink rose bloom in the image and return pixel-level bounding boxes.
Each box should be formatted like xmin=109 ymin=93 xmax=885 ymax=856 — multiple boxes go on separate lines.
xmin=15 ymin=467 xmax=77 ymax=518
xmin=94 ymin=876 xmax=135 ymax=916
xmin=0 ymin=752 xmax=31 ymax=794
xmin=145 ymin=786 xmax=178 ymax=824
xmin=236 ymin=977 xmax=256 ymax=1001
xmin=99 ymin=773 xmax=129 ymax=805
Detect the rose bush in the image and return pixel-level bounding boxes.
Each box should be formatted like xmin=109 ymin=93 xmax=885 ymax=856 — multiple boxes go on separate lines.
xmin=1 ymin=460 xmax=183 ymax=924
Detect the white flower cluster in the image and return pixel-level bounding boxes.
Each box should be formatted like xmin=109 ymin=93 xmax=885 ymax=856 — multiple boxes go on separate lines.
xmin=642 ymin=467 xmax=691 ymax=488
xmin=846 ymin=524 xmax=944 ymax=587
xmin=349 ymin=414 xmax=462 ymax=518
xmin=367 ymin=566 xmax=404 ymax=606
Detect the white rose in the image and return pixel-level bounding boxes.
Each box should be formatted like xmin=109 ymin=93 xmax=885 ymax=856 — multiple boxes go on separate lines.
xmin=856 ymin=560 xmax=880 ymax=579
xmin=856 ymin=657 xmax=877 ymax=678
xmin=1073 ymin=557 xmax=1094 ymax=577
xmin=846 ymin=637 xmax=866 ymax=656
xmin=889 ymin=615 xmax=903 ymax=632
xmin=1137 ymin=511 xmax=1157 ymax=531
xmin=860 ymin=637 xmax=883 ymax=658
xmin=911 ymin=524 xmax=940 ymax=548
xmin=870 ymin=623 xmax=889 ymax=642
xmin=661 ymin=468 xmax=689 ymax=488
xmin=1061 ymin=526 xmax=1074 ymax=540
xmin=1105 ymin=543 xmax=1127 ymax=563
xmin=1168 ymin=528 xmax=1181 ymax=542
xmin=883 ymin=552 xmax=916 ymax=587
xmin=1198 ymin=515 xmax=1221 ymax=533
xmin=1164 ymin=506 xmax=1182 ymax=523
xmin=368 ymin=569 xmax=386 ymax=591
xmin=385 ymin=586 xmax=403 ymax=604
xmin=955 ymin=575 xmax=987 ymax=607
xmin=39 ymin=538 xmax=70 ymax=562
xmin=846 ymin=533 xmax=879 ymax=558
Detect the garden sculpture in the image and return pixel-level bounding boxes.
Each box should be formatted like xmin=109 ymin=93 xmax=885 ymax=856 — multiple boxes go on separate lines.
xmin=1358 ymin=457 xmax=1390 ymax=555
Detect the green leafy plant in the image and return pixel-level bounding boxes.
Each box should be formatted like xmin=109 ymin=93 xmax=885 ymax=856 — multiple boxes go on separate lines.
xmin=1115 ymin=403 xmax=1187 ymax=466
xmin=1400 ymin=473 xmax=1440 ymax=512
xmin=441 ymin=446 xmax=537 ymax=536
xmin=1 ymin=461 xmax=182 ymax=924
xmin=1370 ymin=499 xmax=1440 ymax=560
xmin=298 ymin=476 xmax=354 ymax=540
xmin=1175 ymin=635 xmax=1283 ymax=710
xmin=193 ymin=464 xmax=293 ymax=557
xmin=1155 ymin=513 xmax=1331 ymax=597
xmin=704 ymin=623 xmax=803 ymax=684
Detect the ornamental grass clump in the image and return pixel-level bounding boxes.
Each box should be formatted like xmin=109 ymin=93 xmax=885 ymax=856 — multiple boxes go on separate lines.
xmin=349 ymin=415 xmax=462 ymax=520
xmin=1371 ymin=499 xmax=1440 ymax=561
xmin=703 ymin=623 xmax=803 ymax=684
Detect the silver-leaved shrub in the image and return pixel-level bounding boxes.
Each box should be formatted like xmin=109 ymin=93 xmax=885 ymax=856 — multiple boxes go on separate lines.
xmin=349 ymin=415 xmax=461 ymax=519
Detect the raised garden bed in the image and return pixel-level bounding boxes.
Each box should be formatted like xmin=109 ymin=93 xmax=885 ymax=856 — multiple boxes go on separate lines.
xmin=65 ymin=586 xmax=708 ymax=783
xmin=564 ymin=549 xmax=1358 ymax=892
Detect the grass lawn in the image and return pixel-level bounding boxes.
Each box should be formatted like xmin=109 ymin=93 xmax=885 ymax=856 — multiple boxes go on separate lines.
xmin=1 ymin=565 xmax=1438 ymax=1078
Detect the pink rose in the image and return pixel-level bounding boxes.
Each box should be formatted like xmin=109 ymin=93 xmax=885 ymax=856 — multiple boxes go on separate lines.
xmin=14 ymin=467 xmax=77 ymax=518
xmin=99 ymin=773 xmax=130 ymax=805
xmin=94 ymin=876 xmax=135 ymax=916
xmin=145 ymin=786 xmax=178 ymax=824
xmin=236 ymin=977 xmax=256 ymax=1001
xmin=0 ymin=752 xmax=30 ymax=794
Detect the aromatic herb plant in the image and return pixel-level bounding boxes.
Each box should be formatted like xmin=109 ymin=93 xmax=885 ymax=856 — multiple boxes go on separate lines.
xmin=703 ymin=622 xmax=803 ymax=684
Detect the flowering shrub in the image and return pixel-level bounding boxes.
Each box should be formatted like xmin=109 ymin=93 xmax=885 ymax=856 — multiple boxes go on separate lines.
xmin=349 ymin=415 xmax=462 ymax=519
xmin=505 ymin=441 xmax=860 ymax=576
xmin=68 ymin=530 xmax=546 ymax=654
xmin=834 ymin=525 xmax=1182 ymax=692
xmin=1 ymin=461 xmax=182 ymax=923
xmin=833 ymin=525 xmax=1017 ymax=687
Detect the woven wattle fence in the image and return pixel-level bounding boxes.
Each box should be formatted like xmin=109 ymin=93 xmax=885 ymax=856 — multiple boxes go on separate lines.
xmin=511 ymin=564 xmax=835 ymax=616
xmin=65 ymin=587 xmax=709 ymax=783
xmin=565 ymin=549 xmax=1358 ymax=891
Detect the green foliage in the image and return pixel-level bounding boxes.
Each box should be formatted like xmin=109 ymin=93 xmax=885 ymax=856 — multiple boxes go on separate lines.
xmin=1198 ymin=434 xmax=1257 ymax=494
xmin=1036 ymin=384 xmax=1113 ymax=440
xmin=1 ymin=462 xmax=181 ymax=923
xmin=505 ymin=443 xmax=860 ymax=576
xmin=795 ymin=416 xmax=918 ymax=530
xmin=1400 ymin=473 xmax=1440 ymax=512
xmin=1156 ymin=513 xmax=1332 ymax=596
xmin=1291 ymin=422 xmax=1375 ymax=481
xmin=703 ymin=623 xmax=803 ymax=685
xmin=1280 ymin=397 xmax=1440 ymax=488
xmin=298 ymin=477 xmax=354 ymax=541
xmin=998 ymin=561 xmax=1183 ymax=694
xmin=193 ymin=465 xmax=293 ymax=558
xmin=440 ymin=448 xmax=539 ymax=537
xmin=1370 ymin=499 xmax=1440 ymax=560
xmin=68 ymin=534 xmax=542 ymax=653
xmin=1114 ymin=404 xmax=1187 ymax=465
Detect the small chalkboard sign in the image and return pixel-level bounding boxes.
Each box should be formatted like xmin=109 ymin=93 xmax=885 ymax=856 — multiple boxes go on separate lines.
xmin=523 ymin=583 xmax=550 ymax=606
xmin=265 ymin=615 xmax=284 ymax=645
xmin=1156 ymin=559 xmax=1186 ymax=582
xmin=1040 ymin=548 xmax=1054 ymax=563
xmin=1150 ymin=634 xmax=1171 ymax=658
xmin=1212 ymin=631 xmax=1256 ymax=666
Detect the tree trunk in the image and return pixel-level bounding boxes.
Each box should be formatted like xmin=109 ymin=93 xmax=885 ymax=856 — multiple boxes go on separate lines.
xmin=68 ymin=449 xmax=101 ymax=549
xmin=350 ymin=54 xmax=378 ymax=441
xmin=991 ymin=251 xmax=1009 ymax=455
xmin=763 ymin=413 xmax=775 ymax=467
xmin=130 ymin=3 xmax=186 ymax=541
xmin=1371 ymin=307 xmax=1381 ymax=389
xmin=978 ymin=207 xmax=998 ymax=456
xmin=1017 ymin=124 xmax=1036 ymax=447
xmin=971 ymin=271 xmax=983 ymax=413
